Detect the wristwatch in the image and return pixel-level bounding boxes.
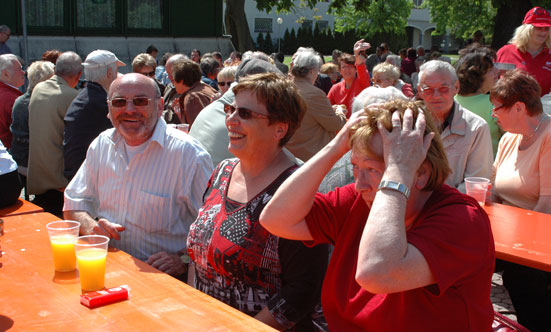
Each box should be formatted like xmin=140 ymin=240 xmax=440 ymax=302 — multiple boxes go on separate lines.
xmin=377 ymin=180 xmax=410 ymax=199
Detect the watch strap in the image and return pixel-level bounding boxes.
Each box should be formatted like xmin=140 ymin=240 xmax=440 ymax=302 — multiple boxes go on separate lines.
xmin=377 ymin=180 xmax=410 ymax=199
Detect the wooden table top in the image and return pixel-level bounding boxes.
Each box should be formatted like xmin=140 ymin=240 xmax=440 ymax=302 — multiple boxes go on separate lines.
xmin=485 ymin=202 xmax=551 ymax=272
xmin=0 ymin=198 xmax=43 ymax=217
xmin=0 ymin=212 xmax=276 ymax=331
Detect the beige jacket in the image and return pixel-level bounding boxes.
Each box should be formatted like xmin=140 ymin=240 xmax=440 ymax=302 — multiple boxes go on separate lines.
xmin=27 ymin=75 xmax=78 ymax=194
xmin=286 ymin=77 xmax=347 ymax=161
xmin=442 ymin=102 xmax=493 ymax=193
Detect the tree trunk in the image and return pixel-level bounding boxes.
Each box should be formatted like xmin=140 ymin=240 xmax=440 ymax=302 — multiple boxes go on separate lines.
xmin=491 ymin=0 xmax=533 ymax=51
xmin=225 ymin=0 xmax=255 ymax=53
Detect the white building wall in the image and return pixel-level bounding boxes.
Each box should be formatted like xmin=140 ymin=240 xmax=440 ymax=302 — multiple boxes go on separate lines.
xmin=230 ymin=0 xmax=437 ymax=50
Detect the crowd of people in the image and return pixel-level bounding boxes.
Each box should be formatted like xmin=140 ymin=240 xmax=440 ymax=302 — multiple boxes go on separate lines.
xmin=0 ymin=5 xmax=550 ymax=332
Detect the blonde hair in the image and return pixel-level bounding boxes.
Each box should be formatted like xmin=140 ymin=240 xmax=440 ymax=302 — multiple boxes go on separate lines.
xmin=373 ymin=62 xmax=400 ymax=81
xmin=510 ymin=24 xmax=551 ymax=52
xmin=217 ymin=65 xmax=237 ymax=81
xmin=320 ymin=62 xmax=338 ymax=75
xmin=349 ymin=99 xmax=450 ymax=191
xmin=27 ymin=60 xmax=54 ymax=91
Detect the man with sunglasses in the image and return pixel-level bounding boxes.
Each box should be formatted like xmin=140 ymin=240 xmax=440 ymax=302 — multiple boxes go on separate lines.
xmin=63 ymin=50 xmax=125 ymax=181
xmin=63 ymin=73 xmax=213 ymax=280
xmin=417 ymin=60 xmax=492 ymax=193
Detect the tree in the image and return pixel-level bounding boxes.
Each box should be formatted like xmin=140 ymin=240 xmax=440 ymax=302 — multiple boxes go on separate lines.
xmin=423 ymin=0 xmax=551 ymax=50
xmin=331 ymin=0 xmax=412 ymax=37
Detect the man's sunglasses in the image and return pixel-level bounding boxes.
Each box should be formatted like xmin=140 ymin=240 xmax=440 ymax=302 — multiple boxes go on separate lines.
xmin=224 ymin=104 xmax=271 ymax=120
xmin=108 ymin=97 xmax=154 ymax=108
xmin=218 ymin=81 xmax=234 ymax=87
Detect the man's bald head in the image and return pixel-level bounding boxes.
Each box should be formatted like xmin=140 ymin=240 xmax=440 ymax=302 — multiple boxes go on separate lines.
xmin=109 ymin=73 xmax=160 ymax=99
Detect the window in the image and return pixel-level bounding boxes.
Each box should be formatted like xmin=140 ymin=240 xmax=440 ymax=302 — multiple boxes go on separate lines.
xmin=254 ymin=18 xmax=273 ymax=33
xmin=316 ymin=20 xmax=328 ymax=31
xmin=76 ymin=0 xmax=117 ymax=28
xmin=301 ymin=20 xmax=313 ymax=31
xmin=26 ymin=0 xmax=64 ymax=28
xmin=128 ymin=0 xmax=163 ymax=29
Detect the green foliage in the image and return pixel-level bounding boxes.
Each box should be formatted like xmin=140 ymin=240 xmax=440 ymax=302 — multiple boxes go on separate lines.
xmin=264 ymin=32 xmax=275 ymax=53
xmin=331 ymin=0 xmax=412 ymax=37
xmin=423 ymin=0 xmax=497 ymax=39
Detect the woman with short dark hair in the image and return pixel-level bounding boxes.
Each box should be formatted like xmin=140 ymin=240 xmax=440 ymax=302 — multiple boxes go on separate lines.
xmin=455 ymin=46 xmax=501 ymax=155
xmin=490 ymin=68 xmax=551 ymax=331
xmin=187 ymin=72 xmax=328 ymax=331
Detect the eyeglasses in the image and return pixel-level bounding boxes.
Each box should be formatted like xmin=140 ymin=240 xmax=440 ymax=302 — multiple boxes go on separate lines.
xmin=140 ymin=71 xmax=155 ymax=77
xmin=218 ymin=81 xmax=234 ymax=87
xmin=109 ymin=97 xmax=154 ymax=108
xmin=224 ymin=104 xmax=271 ymax=120
xmin=491 ymin=104 xmax=508 ymax=113
xmin=419 ymin=85 xmax=451 ymax=96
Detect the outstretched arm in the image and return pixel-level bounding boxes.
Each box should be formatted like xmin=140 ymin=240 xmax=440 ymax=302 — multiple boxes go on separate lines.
xmin=260 ymin=113 xmax=365 ymax=240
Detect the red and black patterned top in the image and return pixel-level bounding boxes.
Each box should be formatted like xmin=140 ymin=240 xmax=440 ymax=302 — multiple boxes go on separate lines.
xmin=187 ymin=159 xmax=328 ymax=331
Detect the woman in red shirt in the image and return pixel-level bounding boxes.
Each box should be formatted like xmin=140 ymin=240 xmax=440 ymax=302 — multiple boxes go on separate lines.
xmin=327 ymin=39 xmax=371 ymax=117
xmin=497 ymin=6 xmax=551 ymax=96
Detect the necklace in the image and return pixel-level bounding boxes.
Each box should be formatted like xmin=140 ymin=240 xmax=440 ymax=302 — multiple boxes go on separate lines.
xmin=524 ymin=114 xmax=548 ymax=141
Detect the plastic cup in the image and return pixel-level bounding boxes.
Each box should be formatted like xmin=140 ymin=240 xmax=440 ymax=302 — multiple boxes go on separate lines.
xmin=465 ymin=177 xmax=490 ymax=207
xmin=46 ymin=221 xmax=80 ymax=272
xmin=174 ymin=124 xmax=189 ymax=133
xmin=74 ymin=235 xmax=109 ymax=291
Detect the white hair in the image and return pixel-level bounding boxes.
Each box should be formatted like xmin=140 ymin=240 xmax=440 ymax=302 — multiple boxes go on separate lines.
xmin=291 ymin=48 xmax=321 ymax=78
xmin=0 ymin=54 xmax=18 ymax=73
xmin=84 ymin=62 xmax=117 ymax=83
xmin=385 ymin=55 xmax=402 ymax=68
xmin=418 ymin=59 xmax=458 ymax=84
xmin=352 ymin=86 xmax=407 ymax=114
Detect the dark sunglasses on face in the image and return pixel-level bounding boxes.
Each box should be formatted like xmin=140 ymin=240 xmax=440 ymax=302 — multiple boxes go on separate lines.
xmin=109 ymin=97 xmax=153 ymax=108
xmin=224 ymin=104 xmax=270 ymax=120
xmin=218 ymin=81 xmax=234 ymax=87
xmin=140 ymin=71 xmax=155 ymax=77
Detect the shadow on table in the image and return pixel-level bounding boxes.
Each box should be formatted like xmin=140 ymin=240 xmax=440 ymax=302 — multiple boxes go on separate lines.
xmin=0 ymin=201 xmax=22 ymax=217
xmin=0 ymin=315 xmax=14 ymax=331
xmin=53 ymin=269 xmax=80 ymax=284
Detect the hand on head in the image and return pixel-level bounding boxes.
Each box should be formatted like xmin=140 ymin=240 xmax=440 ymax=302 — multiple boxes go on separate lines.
xmin=377 ymin=108 xmax=434 ymax=179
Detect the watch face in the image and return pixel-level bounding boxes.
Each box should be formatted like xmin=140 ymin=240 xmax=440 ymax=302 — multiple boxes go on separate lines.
xmin=180 ymin=254 xmax=191 ymax=264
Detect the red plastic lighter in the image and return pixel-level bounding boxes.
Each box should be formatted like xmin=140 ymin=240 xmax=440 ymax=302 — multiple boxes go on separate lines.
xmin=80 ymin=285 xmax=130 ymax=309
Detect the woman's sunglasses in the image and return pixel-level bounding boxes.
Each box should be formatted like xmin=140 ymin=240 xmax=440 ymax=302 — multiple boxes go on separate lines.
xmin=218 ymin=81 xmax=234 ymax=87
xmin=224 ymin=104 xmax=271 ymax=120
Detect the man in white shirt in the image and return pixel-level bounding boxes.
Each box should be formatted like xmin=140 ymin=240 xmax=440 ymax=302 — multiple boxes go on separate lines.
xmin=63 ymin=73 xmax=213 ymax=278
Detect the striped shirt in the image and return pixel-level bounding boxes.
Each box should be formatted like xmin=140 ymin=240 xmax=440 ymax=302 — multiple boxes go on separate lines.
xmin=63 ymin=118 xmax=213 ymax=261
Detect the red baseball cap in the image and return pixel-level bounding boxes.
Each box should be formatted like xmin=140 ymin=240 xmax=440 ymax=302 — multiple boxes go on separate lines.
xmin=523 ymin=7 xmax=551 ymax=27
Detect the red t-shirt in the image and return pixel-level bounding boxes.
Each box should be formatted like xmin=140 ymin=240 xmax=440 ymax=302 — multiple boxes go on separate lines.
xmin=497 ymin=44 xmax=551 ymax=96
xmin=305 ymin=184 xmax=495 ymax=332
xmin=328 ymin=63 xmax=371 ymax=117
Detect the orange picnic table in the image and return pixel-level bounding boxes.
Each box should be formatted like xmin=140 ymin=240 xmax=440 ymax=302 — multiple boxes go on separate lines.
xmin=485 ymin=202 xmax=551 ymax=272
xmin=0 ymin=198 xmax=43 ymax=217
xmin=0 ymin=212 xmax=276 ymax=331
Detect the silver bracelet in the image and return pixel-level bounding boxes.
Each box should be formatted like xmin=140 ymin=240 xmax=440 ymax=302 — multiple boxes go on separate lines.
xmin=377 ymin=180 xmax=410 ymax=199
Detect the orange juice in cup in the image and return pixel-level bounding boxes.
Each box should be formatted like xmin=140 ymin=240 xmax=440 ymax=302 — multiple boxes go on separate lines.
xmin=74 ymin=235 xmax=110 ymax=291
xmin=46 ymin=221 xmax=80 ymax=272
